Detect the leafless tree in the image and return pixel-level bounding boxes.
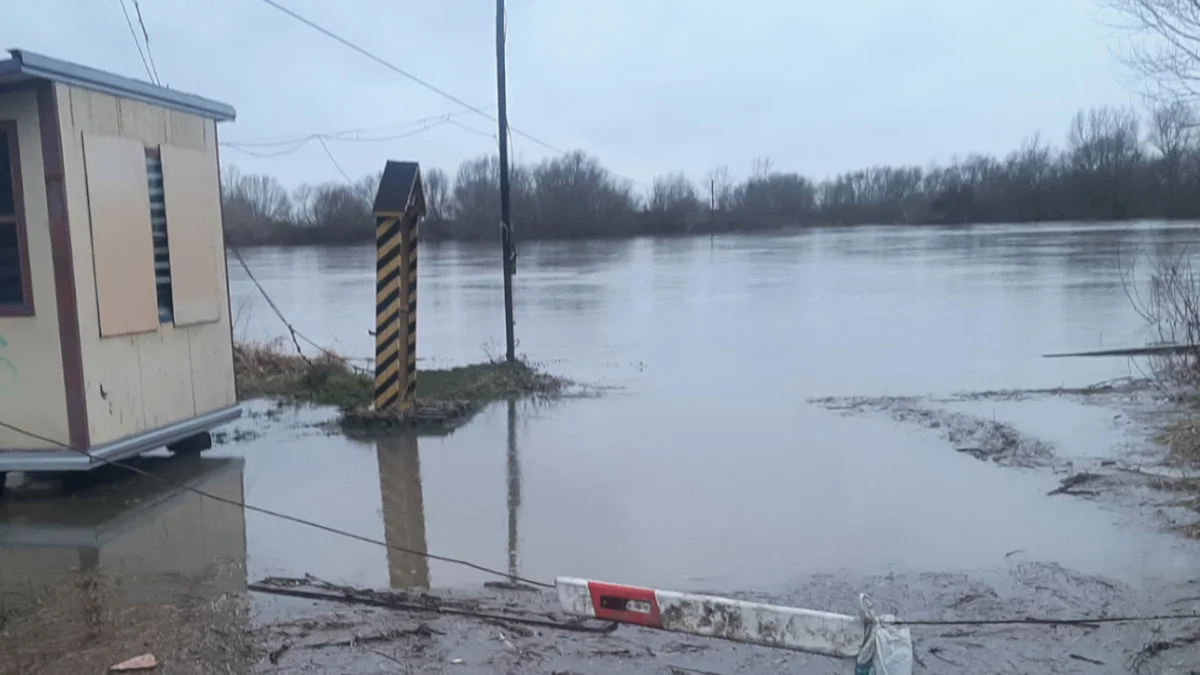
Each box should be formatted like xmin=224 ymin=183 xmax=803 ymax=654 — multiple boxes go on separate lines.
xmin=1104 ymin=0 xmax=1200 ymax=102
xmin=423 ymin=167 xmax=451 ymax=224
xmin=648 ymin=172 xmax=701 ymax=213
xmin=1067 ymin=106 xmax=1143 ymax=218
xmin=530 ymin=151 xmax=638 ymax=237
xmin=1004 ymin=134 xmax=1055 ymax=221
xmin=750 ymin=157 xmax=774 ymax=180
xmin=704 ymin=165 xmax=735 ymax=212
xmin=307 ymin=182 xmax=372 ymax=242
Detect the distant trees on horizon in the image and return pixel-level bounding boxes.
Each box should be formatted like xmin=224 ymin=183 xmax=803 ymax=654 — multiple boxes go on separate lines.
xmin=220 ymin=101 xmax=1200 ymax=246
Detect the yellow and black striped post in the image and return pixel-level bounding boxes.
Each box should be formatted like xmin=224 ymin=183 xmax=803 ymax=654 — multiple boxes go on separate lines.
xmin=373 ymin=161 xmax=426 ymax=412
xmin=375 ymin=214 xmax=406 ymax=411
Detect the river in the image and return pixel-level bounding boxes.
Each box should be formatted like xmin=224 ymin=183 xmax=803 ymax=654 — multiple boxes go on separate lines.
xmin=4 ymin=222 xmax=1200 ymax=674
xmin=219 ymin=222 xmax=1198 ymax=591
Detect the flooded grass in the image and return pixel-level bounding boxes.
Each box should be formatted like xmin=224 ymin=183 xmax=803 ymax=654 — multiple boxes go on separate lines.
xmin=233 ymin=340 xmax=569 ymax=432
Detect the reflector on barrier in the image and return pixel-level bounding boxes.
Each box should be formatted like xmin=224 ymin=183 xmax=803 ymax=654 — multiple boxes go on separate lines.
xmin=555 ymin=577 xmax=913 ymax=674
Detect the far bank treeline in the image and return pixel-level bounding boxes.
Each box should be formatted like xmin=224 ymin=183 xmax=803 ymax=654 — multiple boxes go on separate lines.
xmin=221 ymin=102 xmax=1200 ymax=245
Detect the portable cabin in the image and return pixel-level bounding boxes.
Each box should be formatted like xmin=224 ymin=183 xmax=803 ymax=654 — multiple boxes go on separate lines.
xmin=0 ymin=50 xmax=240 ymax=478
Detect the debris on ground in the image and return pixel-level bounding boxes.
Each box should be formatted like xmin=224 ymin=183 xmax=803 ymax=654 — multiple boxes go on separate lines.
xmin=810 ymin=395 xmax=1053 ymax=467
xmin=109 ymin=654 xmax=158 ymax=671
xmin=1047 ymin=472 xmax=1104 ymax=497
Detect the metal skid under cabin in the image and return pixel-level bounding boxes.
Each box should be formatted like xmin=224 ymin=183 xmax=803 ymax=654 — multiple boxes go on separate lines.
xmin=0 ymin=50 xmax=241 ymax=476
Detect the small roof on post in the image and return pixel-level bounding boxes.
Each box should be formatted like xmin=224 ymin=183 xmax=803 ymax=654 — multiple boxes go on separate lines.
xmin=373 ymin=161 xmax=426 ymax=218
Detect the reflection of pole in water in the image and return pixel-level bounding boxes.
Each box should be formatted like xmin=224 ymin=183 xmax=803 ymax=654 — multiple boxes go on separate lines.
xmin=376 ymin=436 xmax=430 ymax=589
xmin=506 ymin=399 xmax=520 ymax=580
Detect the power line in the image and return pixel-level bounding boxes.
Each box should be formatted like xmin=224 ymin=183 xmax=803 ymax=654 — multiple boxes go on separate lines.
xmin=0 ymin=416 xmax=553 ymax=589
xmin=252 ymin=0 xmax=567 ymax=157
xmin=228 ymin=247 xmax=369 ymax=371
xmin=117 ymin=0 xmax=155 ymax=84
xmin=448 ymin=117 xmax=499 ymax=142
xmin=131 ymin=0 xmax=162 ymax=86
xmin=316 ymin=137 xmax=354 ymax=183
xmin=224 ymin=107 xmax=495 ymax=148
xmin=897 ymin=612 xmax=1200 ymax=627
xmin=221 ymin=114 xmax=475 ymax=158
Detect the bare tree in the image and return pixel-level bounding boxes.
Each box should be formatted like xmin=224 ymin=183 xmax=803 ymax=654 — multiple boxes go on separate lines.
xmin=1147 ymin=100 xmax=1198 ymax=215
xmin=1105 ymin=0 xmax=1200 ymax=102
xmin=1066 ymin=106 xmax=1143 ymax=218
xmin=704 ymin=165 xmax=735 ymax=212
xmin=423 ymin=167 xmax=451 ymax=224
xmin=647 ymin=172 xmax=702 ymax=232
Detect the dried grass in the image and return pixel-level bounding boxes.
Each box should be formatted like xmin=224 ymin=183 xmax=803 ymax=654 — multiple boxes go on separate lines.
xmin=234 ymin=340 xmax=570 ymax=432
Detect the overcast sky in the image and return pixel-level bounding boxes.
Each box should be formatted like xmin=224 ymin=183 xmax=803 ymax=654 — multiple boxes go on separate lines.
xmin=6 ymin=0 xmax=1138 ymax=190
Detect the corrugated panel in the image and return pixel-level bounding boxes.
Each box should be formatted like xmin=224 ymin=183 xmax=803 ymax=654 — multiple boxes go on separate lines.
xmin=145 ymin=153 xmax=173 ymax=323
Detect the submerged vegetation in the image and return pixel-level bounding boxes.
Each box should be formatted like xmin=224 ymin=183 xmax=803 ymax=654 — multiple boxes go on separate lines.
xmin=232 ymin=340 xmax=568 ymax=432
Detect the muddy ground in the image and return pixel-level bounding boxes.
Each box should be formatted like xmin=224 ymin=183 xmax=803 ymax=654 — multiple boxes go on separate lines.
xmin=5 ymin=382 xmax=1200 ymax=674
xmin=245 ymin=382 xmax=1199 ymax=675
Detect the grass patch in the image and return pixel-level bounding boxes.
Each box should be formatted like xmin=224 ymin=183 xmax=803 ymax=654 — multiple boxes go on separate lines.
xmin=233 ymin=340 xmax=569 ymax=433
xmin=1161 ymin=417 xmax=1200 ymax=467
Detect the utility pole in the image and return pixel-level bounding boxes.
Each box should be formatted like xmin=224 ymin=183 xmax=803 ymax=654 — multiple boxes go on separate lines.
xmin=496 ymin=0 xmax=516 ymax=363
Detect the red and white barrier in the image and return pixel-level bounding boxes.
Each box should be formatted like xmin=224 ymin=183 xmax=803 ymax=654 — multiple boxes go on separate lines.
xmin=555 ymin=577 xmax=912 ymax=674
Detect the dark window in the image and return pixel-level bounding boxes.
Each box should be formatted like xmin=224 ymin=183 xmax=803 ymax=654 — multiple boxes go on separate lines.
xmin=146 ymin=150 xmax=173 ymax=323
xmin=0 ymin=121 xmax=31 ymax=316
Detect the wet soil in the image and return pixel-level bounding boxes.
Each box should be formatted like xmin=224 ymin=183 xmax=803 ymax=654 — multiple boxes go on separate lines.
xmin=242 ymin=563 xmax=1200 ymax=675
xmin=235 ymin=381 xmax=1200 ymax=675
xmin=6 ymin=383 xmax=1200 ymax=674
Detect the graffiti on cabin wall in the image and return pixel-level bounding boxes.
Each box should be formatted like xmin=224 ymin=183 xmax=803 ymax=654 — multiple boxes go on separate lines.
xmin=0 ymin=334 xmax=17 ymax=390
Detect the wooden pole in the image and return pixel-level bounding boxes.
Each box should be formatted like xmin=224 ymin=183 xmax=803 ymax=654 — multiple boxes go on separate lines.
xmin=496 ymin=0 xmax=516 ymax=363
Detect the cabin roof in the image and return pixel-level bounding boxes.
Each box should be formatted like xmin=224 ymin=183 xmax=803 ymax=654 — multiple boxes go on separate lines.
xmin=0 ymin=49 xmax=236 ymax=122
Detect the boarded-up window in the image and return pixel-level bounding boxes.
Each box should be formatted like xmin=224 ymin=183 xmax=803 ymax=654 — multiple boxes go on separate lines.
xmin=0 ymin=121 xmax=32 ymax=316
xmin=160 ymin=144 xmax=222 ymax=326
xmin=145 ymin=151 xmax=174 ymax=323
xmin=82 ymin=133 xmax=158 ymax=337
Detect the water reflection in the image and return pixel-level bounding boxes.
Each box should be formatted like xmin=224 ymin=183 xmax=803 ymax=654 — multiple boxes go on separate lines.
xmin=375 ymin=436 xmax=430 ymax=589
xmin=371 ymin=400 xmax=525 ymax=589
xmin=0 ymin=457 xmax=248 ymax=672
xmin=507 ymin=400 xmax=521 ymax=581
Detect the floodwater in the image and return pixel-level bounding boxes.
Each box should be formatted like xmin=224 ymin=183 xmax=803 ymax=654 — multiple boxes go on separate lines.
xmin=4 ymin=222 xmax=1200 ymax=671
xmin=218 ymin=222 xmax=1200 ymax=591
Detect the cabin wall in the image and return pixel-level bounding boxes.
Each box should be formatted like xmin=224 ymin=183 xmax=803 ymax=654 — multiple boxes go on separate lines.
xmin=0 ymin=87 xmax=70 ymax=450
xmin=56 ymin=84 xmax=235 ymax=447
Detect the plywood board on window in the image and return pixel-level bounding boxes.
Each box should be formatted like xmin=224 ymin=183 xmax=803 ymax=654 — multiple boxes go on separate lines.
xmin=82 ymin=133 xmax=159 ymax=338
xmin=160 ymin=144 xmax=222 ymax=326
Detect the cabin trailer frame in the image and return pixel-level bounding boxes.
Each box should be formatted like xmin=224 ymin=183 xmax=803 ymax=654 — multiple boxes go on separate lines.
xmin=0 ymin=50 xmax=241 ymax=477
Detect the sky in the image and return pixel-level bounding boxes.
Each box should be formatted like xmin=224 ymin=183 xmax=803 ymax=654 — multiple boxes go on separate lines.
xmin=4 ymin=0 xmax=1141 ymax=191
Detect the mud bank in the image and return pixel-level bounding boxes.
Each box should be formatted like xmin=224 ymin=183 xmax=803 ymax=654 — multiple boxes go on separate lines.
xmin=812 ymin=379 xmax=1200 ymax=539
xmin=241 ymin=563 xmax=1199 ymax=675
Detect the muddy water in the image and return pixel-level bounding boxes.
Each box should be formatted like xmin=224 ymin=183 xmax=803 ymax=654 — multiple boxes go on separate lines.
xmin=5 ymin=224 xmax=1200 ymax=624
xmin=217 ymin=223 xmax=1200 ymax=592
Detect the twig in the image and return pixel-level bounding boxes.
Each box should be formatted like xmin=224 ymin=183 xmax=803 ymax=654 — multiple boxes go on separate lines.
xmin=248 ymin=583 xmax=617 ymax=635
xmin=1068 ymin=653 xmax=1105 ymax=665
